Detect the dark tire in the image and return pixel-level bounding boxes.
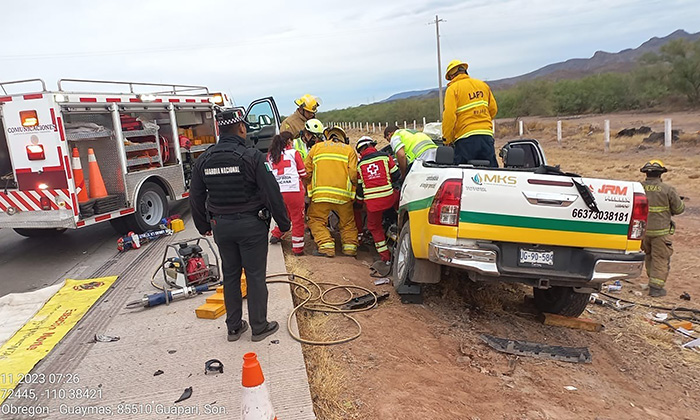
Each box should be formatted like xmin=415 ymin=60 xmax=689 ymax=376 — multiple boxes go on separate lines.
xmin=124 ymin=182 xmax=168 ymax=233
xmin=533 ymin=286 xmax=590 ymax=317
xmin=393 ymin=221 xmax=415 ymax=291
xmin=109 ymin=218 xmax=131 ymax=235
xmin=13 ymin=228 xmax=66 ymax=238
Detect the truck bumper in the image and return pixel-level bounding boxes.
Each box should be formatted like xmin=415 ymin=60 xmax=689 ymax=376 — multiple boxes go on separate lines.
xmin=428 ymin=242 xmax=644 ymax=283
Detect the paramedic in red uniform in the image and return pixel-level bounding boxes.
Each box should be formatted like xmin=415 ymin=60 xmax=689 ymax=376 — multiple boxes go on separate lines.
xmin=355 ymin=136 xmax=400 ymax=276
xmin=267 ymin=132 xmax=307 ymax=255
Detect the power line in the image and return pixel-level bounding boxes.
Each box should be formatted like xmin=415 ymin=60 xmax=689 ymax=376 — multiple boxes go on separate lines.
xmin=429 ymin=15 xmax=446 ymax=119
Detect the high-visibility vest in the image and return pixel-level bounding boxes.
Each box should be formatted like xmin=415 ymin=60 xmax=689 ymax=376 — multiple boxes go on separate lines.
xmin=293 ymin=137 xmax=309 ymax=160
xmin=392 ymin=130 xmax=438 ymax=163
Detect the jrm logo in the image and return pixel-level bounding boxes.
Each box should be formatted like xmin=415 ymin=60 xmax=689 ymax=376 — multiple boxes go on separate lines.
xmin=484 ymin=174 xmax=517 ymax=185
xmin=598 ymin=184 xmax=628 ymax=195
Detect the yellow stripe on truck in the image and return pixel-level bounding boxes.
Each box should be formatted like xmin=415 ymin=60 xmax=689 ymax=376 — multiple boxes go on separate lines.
xmin=408 ymin=208 xmax=457 ymax=259
xmin=458 ymin=222 xmax=640 ymax=252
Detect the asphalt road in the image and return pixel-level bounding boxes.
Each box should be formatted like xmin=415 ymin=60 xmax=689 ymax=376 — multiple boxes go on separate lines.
xmin=0 ymin=200 xmax=189 ymax=298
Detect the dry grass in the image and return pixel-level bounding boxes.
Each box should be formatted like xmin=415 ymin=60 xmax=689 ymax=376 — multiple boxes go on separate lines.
xmin=284 ymin=256 xmax=356 ymax=420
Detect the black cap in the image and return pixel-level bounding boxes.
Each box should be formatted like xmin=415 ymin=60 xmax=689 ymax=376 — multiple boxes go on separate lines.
xmin=216 ymin=109 xmax=248 ymax=127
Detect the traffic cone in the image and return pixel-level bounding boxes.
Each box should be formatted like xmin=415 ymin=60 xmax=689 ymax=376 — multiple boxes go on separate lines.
xmin=87 ymin=148 xmax=108 ymax=199
xmin=241 ymin=352 xmax=277 ymax=420
xmin=72 ymin=148 xmax=89 ymax=203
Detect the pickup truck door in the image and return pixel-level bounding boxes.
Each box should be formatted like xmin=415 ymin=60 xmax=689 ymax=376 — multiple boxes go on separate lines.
xmin=244 ymin=97 xmax=280 ymax=153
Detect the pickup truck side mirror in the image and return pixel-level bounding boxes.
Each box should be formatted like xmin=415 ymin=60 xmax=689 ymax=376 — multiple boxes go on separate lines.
xmin=435 ymin=146 xmax=454 ymax=165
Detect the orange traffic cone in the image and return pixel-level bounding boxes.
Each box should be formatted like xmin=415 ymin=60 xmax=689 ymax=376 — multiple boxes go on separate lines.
xmin=72 ymin=148 xmax=89 ymax=203
xmin=241 ymin=352 xmax=277 ymax=420
xmin=87 ymin=148 xmax=108 ymax=199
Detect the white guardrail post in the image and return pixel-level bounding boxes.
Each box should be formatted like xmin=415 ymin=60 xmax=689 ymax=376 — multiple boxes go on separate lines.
xmin=422 ymin=117 xmax=426 ymax=128
xmin=557 ymin=120 xmax=562 ymax=145
xmin=664 ymin=118 xmax=672 ymax=149
xmin=518 ymin=120 xmax=524 ymax=136
xmin=604 ymin=119 xmax=610 ymax=152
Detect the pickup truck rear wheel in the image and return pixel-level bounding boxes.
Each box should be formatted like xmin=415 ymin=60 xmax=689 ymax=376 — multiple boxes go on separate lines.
xmin=393 ymin=221 xmax=415 ymax=291
xmin=533 ymin=286 xmax=590 ymax=317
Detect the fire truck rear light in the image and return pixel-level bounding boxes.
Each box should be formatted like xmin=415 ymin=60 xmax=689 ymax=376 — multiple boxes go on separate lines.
xmin=20 ymin=110 xmax=39 ymax=127
xmin=139 ymin=94 xmax=156 ymax=102
xmin=212 ymin=94 xmax=224 ymax=105
xmin=628 ymin=192 xmax=649 ymax=240
xmin=26 ymin=144 xmax=45 ymax=160
xmin=38 ymin=183 xmax=48 ymax=190
xmin=54 ymin=94 xmax=68 ymax=102
xmin=55 ymin=198 xmax=66 ymax=208
xmin=40 ymin=196 xmax=52 ymax=210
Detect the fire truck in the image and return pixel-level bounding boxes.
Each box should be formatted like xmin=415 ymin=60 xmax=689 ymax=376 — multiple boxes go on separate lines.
xmin=0 ymin=78 xmax=280 ymax=237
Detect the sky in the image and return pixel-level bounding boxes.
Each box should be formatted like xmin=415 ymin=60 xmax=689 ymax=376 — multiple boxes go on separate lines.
xmin=1 ymin=0 xmax=699 ymax=115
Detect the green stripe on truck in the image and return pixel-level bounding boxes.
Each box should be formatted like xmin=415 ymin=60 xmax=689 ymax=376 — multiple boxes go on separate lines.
xmin=460 ymin=211 xmax=629 ymax=235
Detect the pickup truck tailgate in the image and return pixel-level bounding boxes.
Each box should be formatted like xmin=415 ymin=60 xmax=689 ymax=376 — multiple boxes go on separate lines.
xmin=458 ymin=170 xmax=641 ymax=252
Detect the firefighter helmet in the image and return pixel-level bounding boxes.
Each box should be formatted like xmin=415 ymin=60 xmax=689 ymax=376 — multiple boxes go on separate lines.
xmin=324 ymin=126 xmax=348 ymax=143
xmin=304 ymin=118 xmax=324 ymax=134
xmin=294 ymin=94 xmax=321 ymax=113
xmin=640 ymin=159 xmax=668 ymax=173
xmin=355 ymin=136 xmax=377 ymax=152
xmin=445 ymin=59 xmax=469 ymax=80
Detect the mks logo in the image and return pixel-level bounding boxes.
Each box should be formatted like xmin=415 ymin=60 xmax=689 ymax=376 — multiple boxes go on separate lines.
xmin=471 ymin=173 xmax=517 ymax=186
xmin=471 ymin=174 xmax=482 ymax=185
xmin=598 ymin=185 xmax=628 ymax=195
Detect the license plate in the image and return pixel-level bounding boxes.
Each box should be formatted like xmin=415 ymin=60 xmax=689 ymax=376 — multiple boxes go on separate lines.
xmin=519 ymin=249 xmax=554 ymax=266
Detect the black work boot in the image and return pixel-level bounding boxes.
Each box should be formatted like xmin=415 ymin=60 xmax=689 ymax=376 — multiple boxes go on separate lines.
xmin=227 ymin=320 xmax=249 ymax=342
xmin=252 ymin=321 xmax=279 ymax=342
xmin=649 ymin=287 xmax=667 ymax=298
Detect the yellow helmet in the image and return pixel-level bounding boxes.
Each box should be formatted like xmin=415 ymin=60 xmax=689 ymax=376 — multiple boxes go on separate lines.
xmin=324 ymin=126 xmax=348 ymax=143
xmin=304 ymin=118 xmax=325 ymax=134
xmin=640 ymin=159 xmax=667 ymax=173
xmin=294 ymin=94 xmax=321 ymax=113
xmin=445 ymin=59 xmax=469 ymax=80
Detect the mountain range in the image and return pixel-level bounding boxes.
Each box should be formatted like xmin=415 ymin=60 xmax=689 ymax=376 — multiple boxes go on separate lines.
xmin=381 ymin=29 xmax=700 ymax=103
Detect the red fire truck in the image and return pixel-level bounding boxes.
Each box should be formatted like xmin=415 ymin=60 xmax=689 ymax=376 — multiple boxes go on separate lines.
xmin=0 ymin=78 xmax=280 ymax=237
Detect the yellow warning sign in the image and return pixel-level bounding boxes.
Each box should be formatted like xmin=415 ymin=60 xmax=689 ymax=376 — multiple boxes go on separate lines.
xmin=0 ymin=277 xmax=117 ymax=404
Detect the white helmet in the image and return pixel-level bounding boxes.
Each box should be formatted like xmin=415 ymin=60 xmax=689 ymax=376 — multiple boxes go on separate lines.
xmin=355 ymin=136 xmax=377 ymax=152
xmin=304 ymin=118 xmax=324 ymax=134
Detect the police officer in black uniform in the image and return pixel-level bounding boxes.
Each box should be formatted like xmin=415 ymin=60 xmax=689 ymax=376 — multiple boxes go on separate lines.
xmin=190 ymin=109 xmax=290 ymax=342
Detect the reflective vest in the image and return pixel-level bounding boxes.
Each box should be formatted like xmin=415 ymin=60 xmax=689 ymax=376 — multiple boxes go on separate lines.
xmin=441 ymin=73 xmax=498 ymax=144
xmin=267 ymin=146 xmax=306 ymax=193
xmin=390 ymin=129 xmax=438 ymax=163
xmin=357 ymin=148 xmax=399 ymax=212
xmin=642 ymin=177 xmax=685 ymax=237
xmin=304 ymin=140 xmax=358 ymax=204
xmin=293 ymin=137 xmax=309 ymax=160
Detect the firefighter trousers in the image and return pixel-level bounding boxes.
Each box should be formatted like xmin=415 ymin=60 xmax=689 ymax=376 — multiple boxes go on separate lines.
xmin=308 ymin=201 xmax=358 ymax=256
xmin=271 ymin=191 xmax=305 ymax=255
xmin=211 ymin=214 xmax=271 ymax=335
xmin=641 ymin=235 xmax=674 ymax=289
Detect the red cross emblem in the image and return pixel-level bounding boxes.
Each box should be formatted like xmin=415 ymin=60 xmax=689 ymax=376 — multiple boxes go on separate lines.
xmin=273 ymin=158 xmax=292 ymax=175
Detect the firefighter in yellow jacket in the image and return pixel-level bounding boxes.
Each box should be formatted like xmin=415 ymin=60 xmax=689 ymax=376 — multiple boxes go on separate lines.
xmin=640 ymin=160 xmax=685 ymax=297
xmin=441 ymin=60 xmax=498 ymax=166
xmin=305 ymin=123 xmax=359 ymax=257
xmin=280 ymin=94 xmax=320 ymax=137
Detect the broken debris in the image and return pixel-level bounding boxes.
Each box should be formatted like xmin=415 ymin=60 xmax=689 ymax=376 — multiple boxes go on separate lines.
xmin=174 ymin=386 xmax=192 ymax=403
xmin=480 ymin=334 xmax=592 ymax=364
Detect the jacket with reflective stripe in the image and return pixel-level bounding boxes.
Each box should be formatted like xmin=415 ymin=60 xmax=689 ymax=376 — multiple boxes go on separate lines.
xmin=304 ymin=140 xmax=358 ymax=204
xmin=356 ymin=147 xmax=399 ymax=212
xmin=642 ymin=177 xmax=685 ymax=237
xmin=442 ymin=74 xmax=498 ymax=144
xmin=280 ymin=109 xmax=308 ymax=137
xmin=390 ymin=129 xmax=438 ymax=163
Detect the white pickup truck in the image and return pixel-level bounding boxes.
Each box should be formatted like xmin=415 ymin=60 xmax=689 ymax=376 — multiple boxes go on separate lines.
xmin=394 ymin=140 xmax=648 ymax=317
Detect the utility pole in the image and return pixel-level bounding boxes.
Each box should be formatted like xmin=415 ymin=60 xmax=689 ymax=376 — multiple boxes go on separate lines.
xmin=429 ymin=15 xmax=445 ymax=120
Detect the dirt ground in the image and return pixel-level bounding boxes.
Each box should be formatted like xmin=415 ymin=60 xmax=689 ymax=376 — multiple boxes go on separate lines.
xmin=285 ymin=111 xmax=700 ymax=420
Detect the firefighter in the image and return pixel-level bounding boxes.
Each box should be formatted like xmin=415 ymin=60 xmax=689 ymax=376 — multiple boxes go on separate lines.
xmin=640 ymin=160 xmax=685 ymax=297
xmin=305 ymin=121 xmax=359 ymax=257
xmin=384 ymin=125 xmax=438 ymax=179
xmin=293 ymin=118 xmax=325 ymax=160
xmin=441 ymin=59 xmax=498 ymax=166
xmin=281 ymin=94 xmax=321 ymax=137
xmin=324 ymin=126 xmax=350 ymax=144
xmin=355 ymin=136 xmax=400 ymax=276
xmin=267 ymin=131 xmax=307 ymax=256
xmin=190 ymin=109 xmax=290 ymax=342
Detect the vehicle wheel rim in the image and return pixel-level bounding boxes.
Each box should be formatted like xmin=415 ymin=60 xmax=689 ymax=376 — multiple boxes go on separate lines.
xmin=397 ymin=233 xmax=409 ymax=280
xmin=139 ymin=191 xmax=163 ymax=226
